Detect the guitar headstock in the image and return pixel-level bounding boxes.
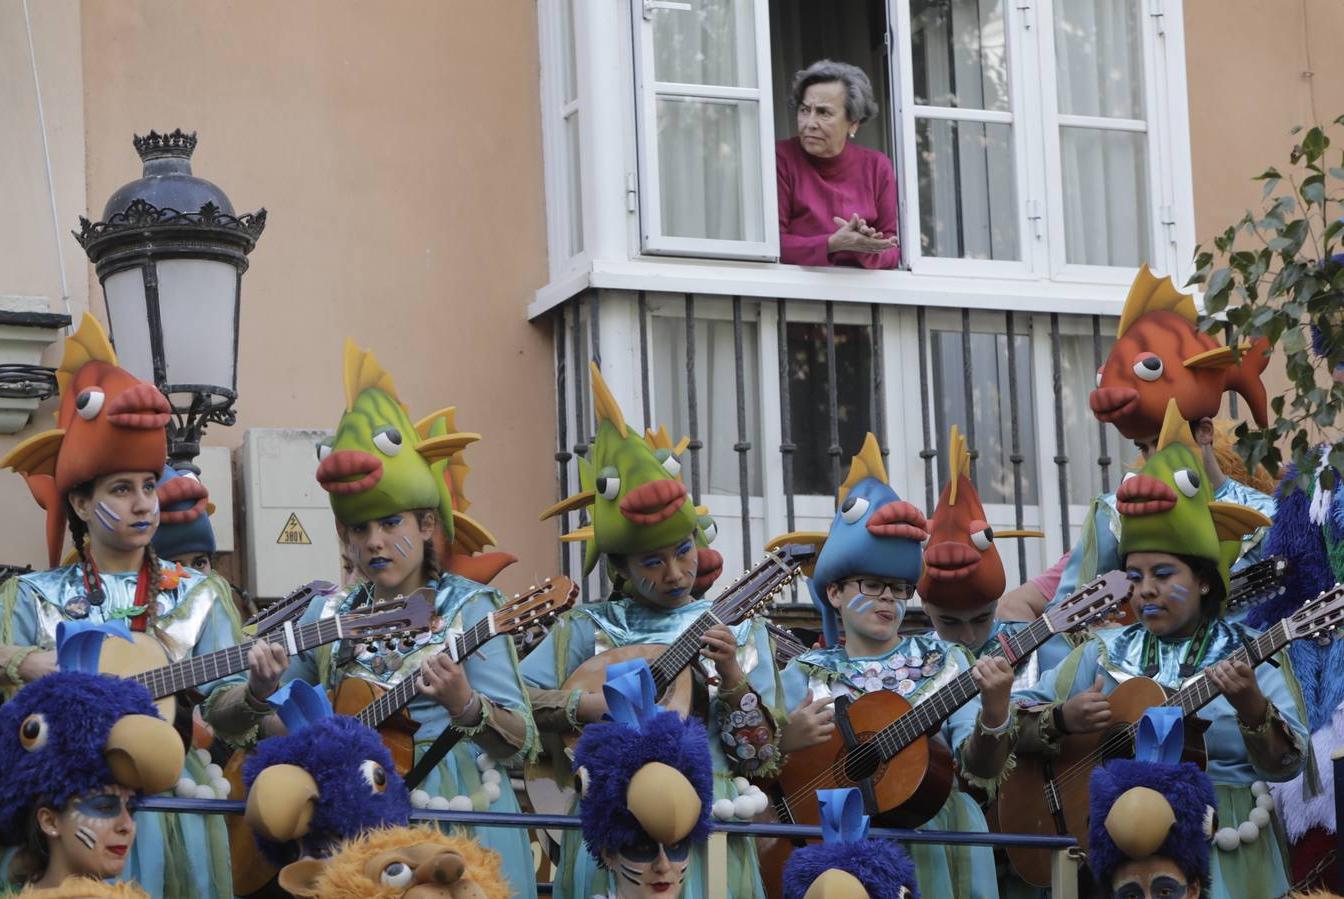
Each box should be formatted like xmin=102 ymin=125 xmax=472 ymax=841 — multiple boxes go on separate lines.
xmin=245 ymin=579 xmax=338 ymax=628
xmin=712 ymin=544 xmax=819 ymax=624
xmin=340 ymin=588 xmax=436 ymax=640
xmin=1283 ymin=583 xmax=1344 ymax=643
xmin=495 ymin=577 xmax=579 ymax=636
xmin=1043 ymin=569 xmax=1134 ymax=634
xmin=1225 ymin=556 xmax=1290 ymax=610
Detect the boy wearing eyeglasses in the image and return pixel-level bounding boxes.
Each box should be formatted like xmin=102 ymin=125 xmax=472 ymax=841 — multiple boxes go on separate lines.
xmin=770 ymin=434 xmax=1015 ymax=899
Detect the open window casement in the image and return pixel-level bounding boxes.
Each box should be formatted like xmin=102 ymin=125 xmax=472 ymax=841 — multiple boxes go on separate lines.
xmin=631 ymin=0 xmax=780 ymax=260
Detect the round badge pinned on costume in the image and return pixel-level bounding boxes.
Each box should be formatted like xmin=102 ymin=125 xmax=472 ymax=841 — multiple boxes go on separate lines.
xmin=64 ymin=597 xmax=90 ymax=619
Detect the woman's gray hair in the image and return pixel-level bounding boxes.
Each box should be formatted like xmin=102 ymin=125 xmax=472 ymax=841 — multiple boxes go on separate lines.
xmin=790 ymin=59 xmax=879 ymax=124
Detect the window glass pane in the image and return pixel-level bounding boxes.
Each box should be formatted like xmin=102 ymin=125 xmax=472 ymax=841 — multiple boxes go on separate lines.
xmin=931 ymin=329 xmax=1038 ymax=506
xmin=559 ymin=0 xmax=578 ymax=104
xmin=910 ymin=0 xmax=1009 ymax=112
xmin=1054 ymin=0 xmax=1144 ymax=119
xmin=1059 ymin=127 xmax=1148 ymax=266
xmin=652 ymin=313 xmax=763 ymax=495
xmin=916 ymin=119 xmax=1019 ymax=260
xmin=564 ymin=112 xmax=583 ymax=255
xmin=652 ymin=0 xmax=757 ymax=88
xmin=785 ymin=321 xmax=873 ymax=496
xmin=657 ymin=97 xmax=762 ymax=241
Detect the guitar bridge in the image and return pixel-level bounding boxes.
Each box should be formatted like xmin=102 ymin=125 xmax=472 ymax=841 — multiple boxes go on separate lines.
xmin=1043 ymin=778 xmax=1062 ymax=817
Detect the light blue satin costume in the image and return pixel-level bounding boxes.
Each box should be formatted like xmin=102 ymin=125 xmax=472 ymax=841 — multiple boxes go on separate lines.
xmin=283 ymin=571 xmax=538 ymax=897
xmin=1039 ymin=478 xmax=1277 ymax=670
xmin=0 ymin=564 xmax=243 ymax=898
xmin=1014 ymin=619 xmax=1308 ymax=899
xmin=779 ymin=635 xmax=1002 ymax=899
xmin=519 ymin=596 xmax=784 ymax=899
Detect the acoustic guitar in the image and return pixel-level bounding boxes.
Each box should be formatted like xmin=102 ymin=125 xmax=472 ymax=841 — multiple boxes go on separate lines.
xmin=244 ymin=580 xmax=336 ymax=637
xmin=766 ymin=621 xmax=809 ymax=667
xmin=523 ymin=543 xmax=817 ymax=834
xmin=97 ymin=583 xmax=434 ymax=721
xmin=330 ymin=577 xmax=578 ymax=774
xmin=999 ymin=581 xmax=1344 ymax=887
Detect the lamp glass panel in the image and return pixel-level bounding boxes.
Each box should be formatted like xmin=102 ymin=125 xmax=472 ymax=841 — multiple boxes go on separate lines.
xmin=102 ymin=267 xmax=154 ymax=384
xmin=155 ymin=258 xmax=238 ymax=391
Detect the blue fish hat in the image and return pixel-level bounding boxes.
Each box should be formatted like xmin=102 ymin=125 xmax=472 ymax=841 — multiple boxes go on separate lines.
xmin=572 ymin=659 xmax=713 ymax=862
xmin=1087 ymin=708 xmax=1217 ymax=893
xmin=0 ymin=621 xmax=184 ymax=843
xmin=151 ymin=465 xmax=216 ymax=560
xmin=242 ymin=682 xmax=410 ymax=865
xmin=783 ymin=788 xmax=919 ymax=899
xmin=770 ymin=434 xmax=928 ymax=646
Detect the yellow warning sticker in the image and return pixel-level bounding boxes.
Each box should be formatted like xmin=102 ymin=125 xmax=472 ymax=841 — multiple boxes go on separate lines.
xmin=276 ymin=513 xmax=312 ymax=545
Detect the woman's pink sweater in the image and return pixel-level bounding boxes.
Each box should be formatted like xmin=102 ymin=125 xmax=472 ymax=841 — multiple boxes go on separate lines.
xmin=775 ymin=137 xmax=901 ymax=269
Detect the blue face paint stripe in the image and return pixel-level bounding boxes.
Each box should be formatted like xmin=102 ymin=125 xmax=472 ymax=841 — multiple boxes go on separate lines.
xmin=96 ymin=501 xmax=121 ymax=522
xmin=1169 ymin=583 xmax=1190 ymax=601
xmin=93 ymin=506 xmax=117 ymax=532
xmin=618 ymin=863 xmax=643 ymax=885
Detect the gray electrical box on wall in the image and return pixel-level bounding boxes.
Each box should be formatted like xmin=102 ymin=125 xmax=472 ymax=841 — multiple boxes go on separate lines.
xmin=241 ymin=428 xmax=339 ymax=600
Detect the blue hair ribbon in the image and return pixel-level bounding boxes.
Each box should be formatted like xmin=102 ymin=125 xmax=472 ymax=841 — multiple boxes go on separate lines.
xmin=602 ymin=658 xmax=658 ymax=727
xmin=817 ymin=787 xmax=870 ymax=844
xmin=267 ymin=680 xmax=334 ymax=735
xmin=55 ymin=620 xmax=133 ymax=674
xmin=1135 ymin=706 xmax=1184 ymax=765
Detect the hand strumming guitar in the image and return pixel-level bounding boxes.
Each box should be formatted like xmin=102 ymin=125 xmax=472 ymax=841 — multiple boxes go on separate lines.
xmin=1060 ymin=674 xmax=1111 ymax=734
xmin=418 ymin=653 xmax=477 ymax=719
xmin=246 ymin=641 xmax=289 ymax=701
xmin=18 ymin=650 xmax=57 ymax=682
xmin=780 ymin=691 xmax=837 ymax=752
xmin=1205 ymin=659 xmax=1267 ymax=725
xmin=971 ymin=656 xmax=1014 ymax=728
xmin=575 ymin=690 xmax=609 ymax=725
xmin=700 ymin=624 xmax=744 ymax=691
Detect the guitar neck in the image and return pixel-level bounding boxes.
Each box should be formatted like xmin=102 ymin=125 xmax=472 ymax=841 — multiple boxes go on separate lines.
xmin=356 ymin=614 xmax=493 ymax=728
xmin=648 ymin=612 xmax=720 ymax=696
xmin=133 ymin=613 xmax=349 ymax=699
xmin=870 ymin=616 xmax=1055 ymax=762
xmin=1165 ymin=624 xmax=1284 ymax=716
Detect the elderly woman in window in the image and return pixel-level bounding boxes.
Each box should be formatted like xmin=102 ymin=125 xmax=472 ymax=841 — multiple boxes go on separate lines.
xmin=777 ymin=60 xmax=900 ymax=269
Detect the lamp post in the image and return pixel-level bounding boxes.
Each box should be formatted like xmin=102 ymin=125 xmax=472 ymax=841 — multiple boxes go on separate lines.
xmin=75 ymin=128 xmax=265 ymax=468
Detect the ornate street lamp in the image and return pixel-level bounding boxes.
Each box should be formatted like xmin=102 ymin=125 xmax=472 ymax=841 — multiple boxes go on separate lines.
xmin=75 ymin=129 xmax=265 ymax=467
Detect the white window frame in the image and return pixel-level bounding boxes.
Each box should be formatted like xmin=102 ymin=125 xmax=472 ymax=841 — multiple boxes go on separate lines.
xmin=629 ymin=0 xmax=780 ymax=261
xmin=538 ymin=0 xmax=589 ymax=281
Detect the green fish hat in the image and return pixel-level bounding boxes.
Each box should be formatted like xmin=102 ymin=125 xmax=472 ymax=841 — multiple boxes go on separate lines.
xmin=315 ymin=340 xmax=480 ymax=540
xmin=541 ymin=363 xmax=700 ymax=574
xmin=1116 ymin=399 xmax=1271 ymax=592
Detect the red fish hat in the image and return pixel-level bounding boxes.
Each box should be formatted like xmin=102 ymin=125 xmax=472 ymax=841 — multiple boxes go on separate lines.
xmin=1 ymin=313 xmax=170 ymax=565
xmin=916 ymin=425 xmax=1042 ymax=610
xmin=1090 ymin=265 xmax=1270 ymax=440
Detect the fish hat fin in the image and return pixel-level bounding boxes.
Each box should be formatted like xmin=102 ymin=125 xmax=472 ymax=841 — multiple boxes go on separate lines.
xmin=1208 ymin=501 xmax=1272 ymax=541
xmin=414 ymin=406 xmax=458 ymax=439
xmin=1116 ymin=265 xmax=1198 ymax=337
xmin=540 ymin=491 xmax=595 ymax=521
xmin=1183 ymin=345 xmax=1241 ymax=369
xmin=0 ymin=429 xmax=65 ymax=478
xmin=1156 ymin=399 xmax=1200 ymax=453
xmin=56 ymin=313 xmax=118 ymax=401
xmin=589 ymin=362 xmax=628 ymax=438
xmin=644 ymin=427 xmax=691 ymax=457
xmin=947 ymin=425 xmax=970 ymax=506
xmin=416 ymin=432 xmax=480 ymax=464
xmin=342 ymin=339 xmax=402 ymax=412
xmin=560 ymin=525 xmax=596 ymax=543
xmin=836 ymin=433 xmax=888 ymax=506
xmin=450 ymin=511 xmax=498 ymax=555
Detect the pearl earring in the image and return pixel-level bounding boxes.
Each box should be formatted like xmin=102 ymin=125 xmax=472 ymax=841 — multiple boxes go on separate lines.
xmin=1200 ymin=586 xmax=1210 ymax=595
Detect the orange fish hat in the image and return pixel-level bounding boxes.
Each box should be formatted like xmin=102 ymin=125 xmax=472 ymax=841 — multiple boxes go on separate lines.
xmin=1090 ymin=266 xmax=1270 ymax=440
xmin=916 ymin=425 xmax=1041 ymax=610
xmin=1 ymin=313 xmax=170 ymax=565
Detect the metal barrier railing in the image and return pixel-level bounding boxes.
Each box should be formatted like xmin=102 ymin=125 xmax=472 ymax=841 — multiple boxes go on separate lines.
xmin=137 ymin=796 xmax=1083 ymax=898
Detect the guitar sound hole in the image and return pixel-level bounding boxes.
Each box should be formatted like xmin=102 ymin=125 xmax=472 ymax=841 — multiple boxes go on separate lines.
xmin=841 ymin=733 xmax=883 ymax=783
xmin=1098 ymin=724 xmax=1135 ymax=763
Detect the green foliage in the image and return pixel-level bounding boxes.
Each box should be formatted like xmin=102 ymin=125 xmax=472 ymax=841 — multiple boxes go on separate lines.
xmin=1188 ymin=118 xmax=1344 ymax=493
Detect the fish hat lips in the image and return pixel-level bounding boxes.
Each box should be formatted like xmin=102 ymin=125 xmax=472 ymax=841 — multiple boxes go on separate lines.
xmin=151 ymin=466 xmax=216 ymax=558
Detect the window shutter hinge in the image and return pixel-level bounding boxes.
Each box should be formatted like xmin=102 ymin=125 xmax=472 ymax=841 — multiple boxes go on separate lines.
xmin=1161 ymin=204 xmax=1177 ymax=244
xmin=1015 ymin=0 xmax=1033 ymax=30
xmin=625 ymin=173 xmax=638 ymax=213
xmin=643 ymin=0 xmax=692 ymax=20
xmin=1027 ymin=199 xmax=1044 ymax=240
xmin=1149 ymin=0 xmax=1166 ymax=34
